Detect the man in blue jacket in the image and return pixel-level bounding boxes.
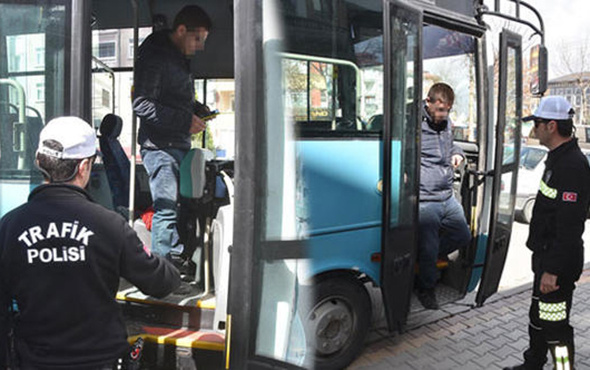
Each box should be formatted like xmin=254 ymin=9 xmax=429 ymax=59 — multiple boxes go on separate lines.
xmin=133 ymin=5 xmax=211 ymax=262
xmin=416 ymin=83 xmax=471 ymax=309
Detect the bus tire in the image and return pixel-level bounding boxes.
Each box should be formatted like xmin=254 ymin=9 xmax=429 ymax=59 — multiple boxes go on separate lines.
xmin=303 ymin=273 xmax=371 ymax=370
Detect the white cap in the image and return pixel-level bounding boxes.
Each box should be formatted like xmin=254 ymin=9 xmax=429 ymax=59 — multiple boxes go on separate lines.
xmin=37 ymin=116 xmax=97 ymax=159
xmin=523 ymin=96 xmax=575 ymax=121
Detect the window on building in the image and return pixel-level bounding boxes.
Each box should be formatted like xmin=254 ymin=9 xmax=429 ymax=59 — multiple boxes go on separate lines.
xmin=98 ymin=42 xmax=116 ymax=59
xmin=101 ymin=88 xmax=110 ymax=108
xmin=34 ymin=47 xmax=43 ymax=67
xmin=35 ymin=83 xmax=44 ymax=102
xmin=128 ymin=37 xmax=145 ymax=58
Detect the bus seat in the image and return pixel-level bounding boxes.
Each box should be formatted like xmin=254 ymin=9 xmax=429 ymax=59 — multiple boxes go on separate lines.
xmin=98 ymin=114 xmax=130 ymax=210
xmin=366 ymin=114 xmax=383 ymax=131
xmin=0 ymin=112 xmax=44 ymax=171
xmin=0 ymin=113 xmax=17 ymax=170
xmin=179 ymin=148 xmax=214 ymax=199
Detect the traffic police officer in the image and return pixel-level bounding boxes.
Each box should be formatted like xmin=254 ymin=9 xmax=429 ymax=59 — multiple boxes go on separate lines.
xmin=504 ymin=96 xmax=590 ymax=370
xmin=0 ymin=117 xmax=181 ymax=369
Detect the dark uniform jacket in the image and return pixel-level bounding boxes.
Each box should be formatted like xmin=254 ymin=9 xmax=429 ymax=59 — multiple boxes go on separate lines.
xmin=527 ymin=139 xmax=590 ymax=281
xmin=0 ymin=184 xmax=181 ymax=369
xmin=133 ymin=29 xmax=195 ymax=151
xmin=420 ymin=101 xmax=464 ymax=202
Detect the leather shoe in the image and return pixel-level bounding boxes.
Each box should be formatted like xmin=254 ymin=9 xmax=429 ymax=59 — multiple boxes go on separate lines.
xmin=417 ymin=288 xmax=439 ymax=310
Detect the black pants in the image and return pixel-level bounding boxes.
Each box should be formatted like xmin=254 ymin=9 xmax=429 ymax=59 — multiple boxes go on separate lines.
xmin=523 ymin=272 xmax=576 ymax=369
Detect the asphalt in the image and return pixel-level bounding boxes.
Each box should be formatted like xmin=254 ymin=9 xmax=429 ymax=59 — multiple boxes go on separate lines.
xmin=349 ymin=265 xmax=590 ymax=370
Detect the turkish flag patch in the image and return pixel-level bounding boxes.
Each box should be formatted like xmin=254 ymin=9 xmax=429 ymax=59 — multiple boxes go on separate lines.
xmin=563 ymin=192 xmax=578 ymax=202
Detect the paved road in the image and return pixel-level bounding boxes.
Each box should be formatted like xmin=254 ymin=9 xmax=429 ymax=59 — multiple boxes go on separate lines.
xmin=349 ymin=222 xmax=590 ymax=369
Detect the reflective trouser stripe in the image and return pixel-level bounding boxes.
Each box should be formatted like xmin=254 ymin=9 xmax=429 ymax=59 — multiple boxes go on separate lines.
xmin=539 ymin=301 xmax=567 ymax=321
xmin=540 ymin=180 xmax=557 ymax=199
xmin=554 ymin=345 xmax=571 ymax=370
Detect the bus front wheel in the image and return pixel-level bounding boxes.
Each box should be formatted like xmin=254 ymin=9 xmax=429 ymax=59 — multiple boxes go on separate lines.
xmin=304 ymin=274 xmax=371 ymax=370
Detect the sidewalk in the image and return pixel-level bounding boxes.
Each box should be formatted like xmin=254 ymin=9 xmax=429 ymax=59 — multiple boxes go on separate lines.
xmin=349 ymin=267 xmax=590 ymax=369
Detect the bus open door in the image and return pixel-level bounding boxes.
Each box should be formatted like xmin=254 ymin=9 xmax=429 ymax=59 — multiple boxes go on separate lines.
xmin=379 ymin=0 xmax=422 ymax=334
xmin=476 ymin=30 xmax=523 ymax=306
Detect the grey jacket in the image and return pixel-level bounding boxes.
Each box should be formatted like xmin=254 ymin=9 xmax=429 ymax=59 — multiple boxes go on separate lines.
xmin=420 ymin=102 xmax=464 ymax=202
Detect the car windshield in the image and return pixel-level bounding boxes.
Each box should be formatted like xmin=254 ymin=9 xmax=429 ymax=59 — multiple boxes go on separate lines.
xmin=520 ymin=147 xmax=546 ymax=170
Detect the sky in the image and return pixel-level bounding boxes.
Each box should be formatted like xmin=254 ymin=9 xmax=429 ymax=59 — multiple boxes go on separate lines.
xmin=519 ymin=0 xmax=590 ymax=79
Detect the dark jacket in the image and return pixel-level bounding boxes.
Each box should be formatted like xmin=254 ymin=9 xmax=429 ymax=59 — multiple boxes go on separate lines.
xmin=0 ymin=184 xmax=181 ymax=369
xmin=133 ymin=30 xmax=195 ymax=151
xmin=527 ymin=139 xmax=590 ymax=281
xmin=420 ymin=102 xmax=464 ymax=202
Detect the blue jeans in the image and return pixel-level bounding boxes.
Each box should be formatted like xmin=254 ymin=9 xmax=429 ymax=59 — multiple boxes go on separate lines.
xmin=417 ymin=197 xmax=471 ymax=290
xmin=141 ymin=147 xmax=187 ymax=257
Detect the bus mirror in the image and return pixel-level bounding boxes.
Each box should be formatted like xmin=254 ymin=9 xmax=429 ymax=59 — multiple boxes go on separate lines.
xmin=529 ymin=44 xmax=548 ymax=96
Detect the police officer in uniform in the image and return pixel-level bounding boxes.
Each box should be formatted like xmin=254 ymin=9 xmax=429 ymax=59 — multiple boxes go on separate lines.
xmin=504 ymin=96 xmax=590 ymax=370
xmin=0 ymin=117 xmax=181 ymax=369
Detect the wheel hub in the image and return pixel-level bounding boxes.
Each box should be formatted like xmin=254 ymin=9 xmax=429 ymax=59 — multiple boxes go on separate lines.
xmin=308 ymin=298 xmax=354 ymax=355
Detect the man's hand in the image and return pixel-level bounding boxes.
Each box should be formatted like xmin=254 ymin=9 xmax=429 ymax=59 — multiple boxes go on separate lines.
xmin=451 ymin=154 xmax=464 ymax=168
xmin=190 ymin=115 xmax=206 ymax=134
xmin=540 ymin=272 xmax=559 ymax=294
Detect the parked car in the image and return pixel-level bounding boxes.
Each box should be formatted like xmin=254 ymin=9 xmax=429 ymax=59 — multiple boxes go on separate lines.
xmin=515 ymin=145 xmax=590 ymax=223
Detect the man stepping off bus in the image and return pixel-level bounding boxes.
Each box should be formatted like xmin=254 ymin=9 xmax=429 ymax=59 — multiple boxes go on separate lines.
xmin=416 ymin=83 xmax=471 ymax=310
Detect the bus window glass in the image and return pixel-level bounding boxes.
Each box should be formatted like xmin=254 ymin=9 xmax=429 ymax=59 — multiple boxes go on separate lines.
xmin=256 ymin=0 xmax=384 ymax=365
xmin=194 ymin=79 xmax=236 ymax=157
xmin=390 ymin=12 xmax=420 ymax=227
xmin=92 ymin=28 xmax=152 ymax=68
xmin=498 ymin=46 xmax=519 ymax=222
xmin=91 ymin=59 xmax=114 ymax=128
xmin=422 ymin=25 xmax=477 ymax=142
xmin=284 ymin=59 xmax=336 ymax=123
xmin=0 ymin=1 xmax=67 ymax=179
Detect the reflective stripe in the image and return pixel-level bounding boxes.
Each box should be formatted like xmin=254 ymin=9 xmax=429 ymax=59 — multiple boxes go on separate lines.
xmin=554 ymin=345 xmax=571 ymax=370
xmin=540 ymin=180 xmax=558 ymax=199
xmin=539 ymin=301 xmax=567 ymax=321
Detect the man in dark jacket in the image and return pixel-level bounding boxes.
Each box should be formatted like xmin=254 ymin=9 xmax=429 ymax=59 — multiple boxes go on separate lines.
xmin=416 ymin=83 xmax=471 ymax=309
xmin=504 ymin=96 xmax=590 ymax=370
xmin=133 ymin=5 xmax=211 ymax=260
xmin=0 ymin=116 xmax=181 ymax=369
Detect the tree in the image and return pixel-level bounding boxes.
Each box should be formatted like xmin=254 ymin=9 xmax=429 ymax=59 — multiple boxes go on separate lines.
xmin=554 ymin=36 xmax=590 ymax=124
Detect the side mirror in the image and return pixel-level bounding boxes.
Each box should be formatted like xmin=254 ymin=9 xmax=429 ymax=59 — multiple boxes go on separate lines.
xmin=529 ymin=44 xmax=548 ymax=96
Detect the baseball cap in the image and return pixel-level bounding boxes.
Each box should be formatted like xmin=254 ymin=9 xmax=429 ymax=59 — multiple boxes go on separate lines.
xmin=37 ymin=116 xmax=97 ymax=159
xmin=522 ymin=96 xmax=575 ymax=122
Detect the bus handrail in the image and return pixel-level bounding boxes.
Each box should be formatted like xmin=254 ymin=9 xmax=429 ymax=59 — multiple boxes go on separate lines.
xmin=0 ymin=78 xmax=27 ymax=169
xmin=279 ymin=52 xmax=364 ymax=130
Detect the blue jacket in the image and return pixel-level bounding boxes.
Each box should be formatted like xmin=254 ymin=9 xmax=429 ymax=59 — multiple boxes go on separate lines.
xmin=420 ymin=101 xmax=464 ymax=202
xmin=133 ymin=30 xmax=195 ymax=151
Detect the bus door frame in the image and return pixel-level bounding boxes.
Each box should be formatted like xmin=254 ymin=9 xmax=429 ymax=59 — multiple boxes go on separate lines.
xmin=476 ymin=29 xmax=522 ymax=306
xmin=380 ymin=0 xmax=422 ymax=333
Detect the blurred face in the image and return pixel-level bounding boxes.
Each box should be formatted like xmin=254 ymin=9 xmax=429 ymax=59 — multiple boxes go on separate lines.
xmin=426 ymin=98 xmax=452 ymax=125
xmin=533 ymin=119 xmax=551 ymax=147
xmin=181 ymin=26 xmax=209 ymax=55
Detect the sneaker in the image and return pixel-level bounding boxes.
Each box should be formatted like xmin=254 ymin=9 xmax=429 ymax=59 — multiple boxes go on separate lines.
xmin=502 ymin=365 xmax=530 ymax=370
xmin=168 ymin=253 xmax=195 ymax=277
xmin=417 ymin=288 xmax=439 ymax=310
